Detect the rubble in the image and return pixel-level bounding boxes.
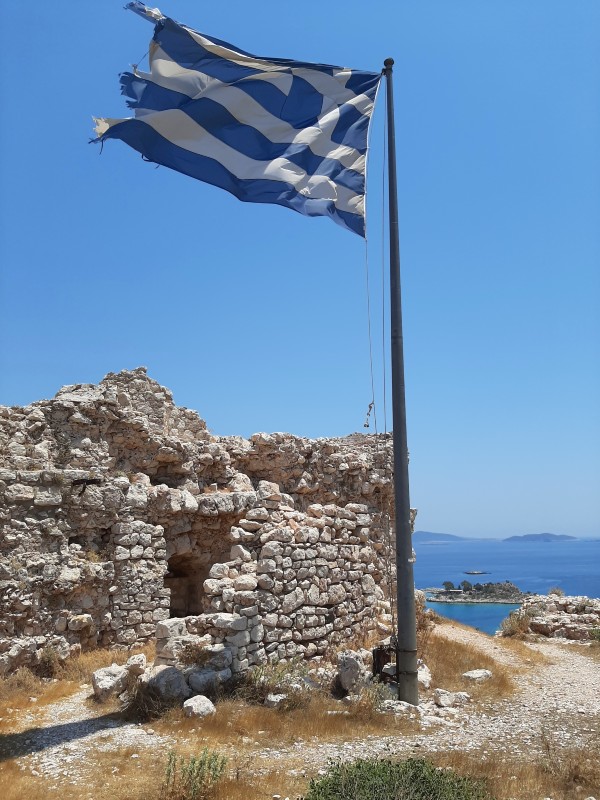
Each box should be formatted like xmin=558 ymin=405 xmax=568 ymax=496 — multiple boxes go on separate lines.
xmin=520 ymin=595 xmax=600 ymax=640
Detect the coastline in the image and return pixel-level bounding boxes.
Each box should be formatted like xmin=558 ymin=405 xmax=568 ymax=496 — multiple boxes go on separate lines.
xmin=425 ymin=596 xmax=523 ymax=605
xmin=424 ymin=586 xmax=526 ymax=605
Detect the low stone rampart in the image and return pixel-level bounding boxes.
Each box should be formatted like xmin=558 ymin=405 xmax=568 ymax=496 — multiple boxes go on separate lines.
xmin=522 ymin=594 xmax=600 ymax=640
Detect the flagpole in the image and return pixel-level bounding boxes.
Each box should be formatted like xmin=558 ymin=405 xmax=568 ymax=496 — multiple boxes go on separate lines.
xmin=383 ymin=58 xmax=419 ymax=705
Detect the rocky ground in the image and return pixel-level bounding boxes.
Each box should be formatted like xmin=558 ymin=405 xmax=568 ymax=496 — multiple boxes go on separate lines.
xmin=1 ymin=624 xmax=598 ymax=799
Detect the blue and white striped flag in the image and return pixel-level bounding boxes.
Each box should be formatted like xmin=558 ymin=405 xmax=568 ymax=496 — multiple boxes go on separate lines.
xmin=94 ymin=3 xmax=381 ymax=236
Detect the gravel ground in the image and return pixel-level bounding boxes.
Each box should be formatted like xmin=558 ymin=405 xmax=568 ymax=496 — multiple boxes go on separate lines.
xmin=247 ymin=631 xmax=600 ymax=775
xmin=1 ymin=628 xmax=598 ymax=794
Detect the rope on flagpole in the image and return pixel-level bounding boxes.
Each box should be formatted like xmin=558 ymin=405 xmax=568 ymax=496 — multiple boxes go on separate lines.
xmin=363 ymin=240 xmax=379 ymax=437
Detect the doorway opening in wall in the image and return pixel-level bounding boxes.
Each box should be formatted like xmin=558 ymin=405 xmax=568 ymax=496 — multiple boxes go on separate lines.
xmin=164 ymin=553 xmax=210 ymax=617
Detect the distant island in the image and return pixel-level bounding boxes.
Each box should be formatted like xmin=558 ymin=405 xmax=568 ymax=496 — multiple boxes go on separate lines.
xmin=414 ymin=530 xmax=578 ymax=543
xmin=503 ymin=533 xmax=576 ymax=542
xmin=413 ymin=530 xmax=466 ymax=543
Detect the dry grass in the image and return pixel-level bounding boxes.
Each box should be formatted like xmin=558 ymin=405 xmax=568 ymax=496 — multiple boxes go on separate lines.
xmin=3 ymin=724 xmax=599 ymax=800
xmin=0 ymin=669 xmax=76 ymax=733
xmin=62 ymin=642 xmax=156 ymax=682
xmin=0 ymin=643 xmax=155 ymax=732
xmin=433 ymin=727 xmax=600 ymax=800
xmin=493 ymin=635 xmax=547 ymax=665
xmin=5 ymin=627 xmax=590 ymax=800
xmin=499 ymin=607 xmax=537 ymax=638
xmin=0 ymin=739 xmax=306 ymax=800
xmin=425 ymin=630 xmax=515 ymax=701
xmin=0 ymin=747 xmax=162 ymax=800
xmin=213 ymin=769 xmax=307 ymax=800
xmin=152 ymin=689 xmax=417 ymax=748
xmin=577 ymin=641 xmax=600 ymax=664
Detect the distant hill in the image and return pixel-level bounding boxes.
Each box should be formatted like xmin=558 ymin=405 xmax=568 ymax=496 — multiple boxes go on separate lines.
xmin=503 ymin=532 xmax=576 ymax=542
xmin=413 ymin=530 xmax=466 ymax=543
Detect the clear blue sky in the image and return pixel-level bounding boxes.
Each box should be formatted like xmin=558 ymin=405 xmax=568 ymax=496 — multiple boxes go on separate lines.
xmin=1 ymin=1 xmax=598 ymax=538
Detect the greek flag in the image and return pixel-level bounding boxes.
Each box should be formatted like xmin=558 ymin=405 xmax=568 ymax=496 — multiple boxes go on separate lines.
xmin=94 ymin=3 xmax=381 ymax=236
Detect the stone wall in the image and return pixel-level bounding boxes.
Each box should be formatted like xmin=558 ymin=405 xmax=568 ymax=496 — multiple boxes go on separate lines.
xmin=0 ymin=368 xmax=405 ymax=675
xmin=522 ymin=595 xmax=600 ymax=640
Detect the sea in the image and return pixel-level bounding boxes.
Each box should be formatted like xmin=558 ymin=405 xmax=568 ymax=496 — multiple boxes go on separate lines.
xmin=412 ymin=538 xmax=600 ymax=635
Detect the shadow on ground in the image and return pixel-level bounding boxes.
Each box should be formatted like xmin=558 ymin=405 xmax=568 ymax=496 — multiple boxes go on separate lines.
xmin=0 ymin=712 xmax=125 ymax=760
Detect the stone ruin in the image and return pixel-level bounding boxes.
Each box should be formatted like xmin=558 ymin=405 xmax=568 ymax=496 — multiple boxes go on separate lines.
xmin=0 ymin=367 xmax=410 ymax=677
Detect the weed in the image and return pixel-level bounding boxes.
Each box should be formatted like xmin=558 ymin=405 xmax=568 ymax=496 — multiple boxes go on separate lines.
xmin=301 ymin=757 xmax=494 ymax=800
xmin=178 ymin=643 xmax=213 ymax=668
xmin=499 ymin=607 xmax=536 ymax=638
xmin=539 ymin=727 xmax=600 ymax=794
xmin=0 ymin=667 xmax=43 ymax=703
xmin=0 ymin=642 xmax=155 ymax=723
xmin=61 ymin=642 xmax=155 ymax=683
xmin=416 ymin=593 xmax=436 ymax=660
xmin=589 ymin=627 xmax=600 ymax=642
xmin=229 ymin=658 xmax=310 ymax=707
xmin=33 ymin=646 xmax=61 ymax=679
xmin=547 ymin=586 xmax=565 ymax=596
xmin=347 ymin=683 xmax=388 ymax=722
xmin=163 ymin=749 xmax=227 ymax=800
xmin=120 ymin=679 xmax=178 ymax=722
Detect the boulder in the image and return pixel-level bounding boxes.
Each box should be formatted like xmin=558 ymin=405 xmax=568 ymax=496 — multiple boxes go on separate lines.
xmin=187 ymin=667 xmax=232 ymax=694
xmin=68 ymin=614 xmax=94 ymax=632
xmin=379 ymin=699 xmax=420 ymax=716
xmin=125 ymin=653 xmax=147 ymax=676
xmin=264 ymin=693 xmax=287 ymax=709
xmin=142 ymin=665 xmax=191 ymax=702
xmin=201 ymin=644 xmax=233 ymax=671
xmin=433 ymin=688 xmax=471 ymax=708
xmin=92 ymin=664 xmax=129 ymax=702
xmin=418 ymin=663 xmax=432 ymax=689
xmin=155 ymin=634 xmax=211 ymax=665
xmin=337 ymin=650 xmax=368 ymax=693
xmin=207 ymin=613 xmax=247 ymax=632
xmin=462 ymin=669 xmax=492 ymax=683
xmin=155 ymin=618 xmax=188 ymax=639
xmin=182 ymin=695 xmax=216 ymax=719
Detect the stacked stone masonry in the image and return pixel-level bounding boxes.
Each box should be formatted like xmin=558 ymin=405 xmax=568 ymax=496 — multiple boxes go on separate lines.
xmin=521 ymin=595 xmax=600 ymax=640
xmin=0 ymin=368 xmax=411 ymax=676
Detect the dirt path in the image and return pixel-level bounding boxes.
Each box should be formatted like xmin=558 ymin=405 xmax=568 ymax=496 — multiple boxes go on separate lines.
xmin=0 ymin=688 xmax=174 ymax=792
xmin=1 ymin=632 xmax=599 ymax=792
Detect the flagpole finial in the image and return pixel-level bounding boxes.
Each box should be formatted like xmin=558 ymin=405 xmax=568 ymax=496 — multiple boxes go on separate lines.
xmin=384 ymin=57 xmax=394 ymax=69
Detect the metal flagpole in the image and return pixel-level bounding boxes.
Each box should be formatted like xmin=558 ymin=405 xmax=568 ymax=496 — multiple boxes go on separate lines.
xmin=383 ymin=58 xmax=419 ymax=705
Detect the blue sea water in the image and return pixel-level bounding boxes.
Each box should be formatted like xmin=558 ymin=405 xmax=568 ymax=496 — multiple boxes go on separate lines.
xmin=412 ymin=538 xmax=600 ymax=634
xmin=425 ymin=601 xmax=521 ymax=634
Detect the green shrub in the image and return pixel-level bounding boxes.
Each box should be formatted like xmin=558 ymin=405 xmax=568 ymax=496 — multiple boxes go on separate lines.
xmin=590 ymin=628 xmax=600 ymax=642
xmin=163 ymin=749 xmax=227 ymax=800
xmin=301 ymin=758 xmax=494 ymax=800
